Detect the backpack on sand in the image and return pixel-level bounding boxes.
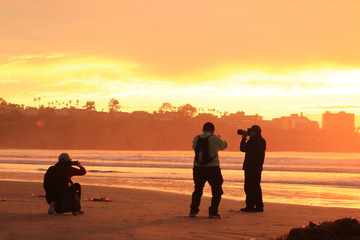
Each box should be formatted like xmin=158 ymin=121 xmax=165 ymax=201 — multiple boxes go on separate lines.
xmin=194 ymin=135 xmax=217 ymax=165
xmin=56 ymin=183 xmax=81 ymax=213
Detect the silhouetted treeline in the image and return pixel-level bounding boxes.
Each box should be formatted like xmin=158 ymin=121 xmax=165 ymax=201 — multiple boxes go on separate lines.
xmin=0 ymin=99 xmax=359 ymax=152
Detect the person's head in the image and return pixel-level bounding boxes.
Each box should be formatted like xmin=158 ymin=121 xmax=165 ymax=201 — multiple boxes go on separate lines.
xmin=58 ymin=153 xmax=71 ymax=163
xmin=202 ymin=122 xmax=215 ymax=134
xmin=249 ymin=125 xmax=262 ymax=137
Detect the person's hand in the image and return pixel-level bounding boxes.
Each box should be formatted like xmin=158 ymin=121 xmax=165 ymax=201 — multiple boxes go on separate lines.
xmin=242 ymin=133 xmax=248 ymax=138
xmin=76 ymin=161 xmax=82 ymax=167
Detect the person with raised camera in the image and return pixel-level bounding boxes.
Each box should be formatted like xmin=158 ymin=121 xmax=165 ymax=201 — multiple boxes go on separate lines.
xmin=189 ymin=122 xmax=228 ymax=218
xmin=44 ymin=153 xmax=86 ymax=215
xmin=239 ymin=125 xmax=266 ymax=212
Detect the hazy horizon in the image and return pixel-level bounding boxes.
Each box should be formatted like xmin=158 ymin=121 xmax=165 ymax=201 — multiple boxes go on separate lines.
xmin=2 ymin=97 xmax=360 ymax=128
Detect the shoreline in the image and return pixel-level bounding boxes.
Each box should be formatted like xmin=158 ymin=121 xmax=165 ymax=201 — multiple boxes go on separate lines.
xmin=1 ymin=180 xmax=359 ymax=240
xmin=1 ymin=174 xmax=359 ymax=210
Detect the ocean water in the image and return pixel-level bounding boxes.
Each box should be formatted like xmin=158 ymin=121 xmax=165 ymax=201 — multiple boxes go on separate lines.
xmin=0 ymin=149 xmax=359 ymax=209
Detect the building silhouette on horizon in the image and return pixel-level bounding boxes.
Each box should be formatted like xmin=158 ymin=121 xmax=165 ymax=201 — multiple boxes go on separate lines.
xmin=322 ymin=111 xmax=355 ymax=136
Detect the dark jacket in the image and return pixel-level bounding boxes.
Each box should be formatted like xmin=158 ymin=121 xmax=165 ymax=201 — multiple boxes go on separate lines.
xmin=44 ymin=162 xmax=86 ymax=203
xmin=240 ymin=135 xmax=266 ymax=171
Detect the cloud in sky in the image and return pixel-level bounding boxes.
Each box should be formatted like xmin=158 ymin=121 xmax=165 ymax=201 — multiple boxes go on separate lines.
xmin=1 ymin=1 xmax=360 ymax=72
xmin=2 ymin=53 xmax=360 ymax=101
xmin=1 ymin=0 xmax=360 ymax=121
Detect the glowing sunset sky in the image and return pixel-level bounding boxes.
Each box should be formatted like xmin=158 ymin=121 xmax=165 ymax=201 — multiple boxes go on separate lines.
xmin=1 ymin=0 xmax=360 ymax=125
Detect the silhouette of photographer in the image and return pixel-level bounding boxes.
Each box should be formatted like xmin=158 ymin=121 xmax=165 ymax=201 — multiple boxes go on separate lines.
xmin=44 ymin=153 xmax=86 ymax=215
xmin=240 ymin=125 xmax=266 ymax=212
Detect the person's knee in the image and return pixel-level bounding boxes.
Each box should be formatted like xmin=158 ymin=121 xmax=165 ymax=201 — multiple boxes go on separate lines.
xmin=193 ymin=186 xmax=204 ymax=195
xmin=211 ymin=187 xmax=223 ymax=196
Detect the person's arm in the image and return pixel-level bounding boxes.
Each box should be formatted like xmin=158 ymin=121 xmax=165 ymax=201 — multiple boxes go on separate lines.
xmin=69 ymin=162 xmax=86 ymax=176
xmin=192 ymin=135 xmax=199 ymax=150
xmin=217 ymin=136 xmax=228 ymax=150
xmin=240 ymin=136 xmax=248 ymax=152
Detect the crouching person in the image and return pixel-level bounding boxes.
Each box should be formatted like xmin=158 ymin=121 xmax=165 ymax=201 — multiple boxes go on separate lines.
xmin=43 ymin=153 xmax=86 ymax=215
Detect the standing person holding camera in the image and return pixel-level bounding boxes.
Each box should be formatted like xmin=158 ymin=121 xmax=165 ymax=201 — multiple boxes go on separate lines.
xmin=189 ymin=122 xmax=228 ymax=218
xmin=239 ymin=125 xmax=266 ymax=212
xmin=44 ymin=153 xmax=86 ymax=215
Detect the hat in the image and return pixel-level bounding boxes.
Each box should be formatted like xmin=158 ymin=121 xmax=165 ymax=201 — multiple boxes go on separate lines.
xmin=250 ymin=125 xmax=262 ymax=134
xmin=58 ymin=153 xmax=71 ymax=162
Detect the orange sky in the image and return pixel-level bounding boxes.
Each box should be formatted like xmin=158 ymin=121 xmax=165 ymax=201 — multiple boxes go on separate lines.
xmin=1 ymin=0 xmax=360 ymax=126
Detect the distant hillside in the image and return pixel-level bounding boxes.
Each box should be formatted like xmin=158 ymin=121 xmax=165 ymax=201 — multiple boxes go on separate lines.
xmin=0 ymin=106 xmax=359 ymax=152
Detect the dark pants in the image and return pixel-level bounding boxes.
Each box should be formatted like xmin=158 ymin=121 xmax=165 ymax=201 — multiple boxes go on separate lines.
xmin=190 ymin=166 xmax=224 ymax=214
xmin=244 ymin=170 xmax=263 ymax=209
xmin=55 ymin=183 xmax=81 ymax=213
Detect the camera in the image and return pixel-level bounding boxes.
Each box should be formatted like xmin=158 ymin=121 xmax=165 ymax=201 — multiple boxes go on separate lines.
xmin=237 ymin=128 xmax=251 ymax=135
xmin=70 ymin=161 xmax=79 ymax=166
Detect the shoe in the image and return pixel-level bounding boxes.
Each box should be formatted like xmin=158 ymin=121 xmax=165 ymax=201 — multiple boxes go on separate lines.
xmin=254 ymin=207 xmax=264 ymax=212
xmin=209 ymin=213 xmax=221 ymax=219
xmin=189 ymin=210 xmax=197 ymax=218
xmin=48 ymin=207 xmax=56 ymax=214
xmin=48 ymin=202 xmax=56 ymax=214
xmin=240 ymin=207 xmax=255 ymax=212
xmin=72 ymin=210 xmax=85 ymax=216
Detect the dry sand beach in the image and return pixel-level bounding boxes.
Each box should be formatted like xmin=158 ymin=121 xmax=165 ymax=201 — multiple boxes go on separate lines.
xmin=1 ymin=181 xmax=359 ymax=240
